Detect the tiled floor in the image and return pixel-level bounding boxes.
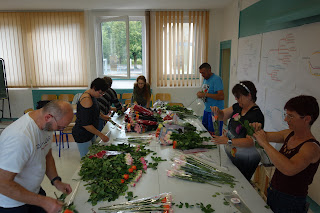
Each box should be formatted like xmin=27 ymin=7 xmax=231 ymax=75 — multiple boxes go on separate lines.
xmin=41 ymin=141 xmax=81 ymax=200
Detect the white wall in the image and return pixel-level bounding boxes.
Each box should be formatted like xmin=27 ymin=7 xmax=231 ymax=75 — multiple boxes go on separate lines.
xmin=4 ymin=88 xmax=34 ymax=118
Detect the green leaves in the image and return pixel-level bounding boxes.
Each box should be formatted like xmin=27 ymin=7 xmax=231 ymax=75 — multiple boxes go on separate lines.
xmin=165 ymin=105 xmax=194 ymax=115
xmin=79 ymin=144 xmax=151 ymax=205
xmin=176 ymin=202 xmax=215 ymax=212
xmin=148 ymin=156 xmax=167 ymax=170
xmin=125 ymin=191 xmax=138 ymax=201
xmin=243 ymin=120 xmax=255 ymax=136
xmin=170 ymin=131 xmax=215 ymax=150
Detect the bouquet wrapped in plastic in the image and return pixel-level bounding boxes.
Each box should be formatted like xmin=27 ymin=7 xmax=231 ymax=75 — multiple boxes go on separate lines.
xmin=167 ymin=153 xmax=236 ymax=187
xmin=98 ymin=193 xmax=173 ymax=213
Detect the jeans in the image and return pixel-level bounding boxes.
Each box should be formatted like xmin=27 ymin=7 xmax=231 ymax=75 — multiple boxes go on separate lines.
xmin=76 ymin=137 xmax=95 ymax=158
xmin=267 ymin=186 xmax=308 ymax=213
xmin=202 ymin=110 xmax=223 ymax=134
xmin=0 ymin=187 xmax=46 ymax=213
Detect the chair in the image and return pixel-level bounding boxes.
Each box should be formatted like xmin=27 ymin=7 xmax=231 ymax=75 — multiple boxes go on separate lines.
xmin=58 ymin=94 xmax=75 ymax=103
xmin=41 ymin=94 xmax=57 ymax=101
xmin=122 ymin=93 xmax=132 ymax=100
xmin=72 ymin=93 xmax=83 ymax=104
xmin=117 ymin=93 xmax=120 ymax=100
xmin=122 ymin=93 xmax=132 ymax=104
xmin=58 ymin=114 xmax=76 ymax=157
xmin=168 ymin=103 xmax=184 ymax=107
xmin=24 ymin=108 xmax=34 ymax=114
xmin=125 ymin=99 xmax=131 ymax=105
xmin=150 ymin=94 xmax=153 ymax=107
xmin=155 ymin=93 xmax=171 ymax=102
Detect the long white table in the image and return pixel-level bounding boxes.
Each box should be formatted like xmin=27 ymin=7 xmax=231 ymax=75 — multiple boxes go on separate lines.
xmin=71 ymin=114 xmax=272 ymax=213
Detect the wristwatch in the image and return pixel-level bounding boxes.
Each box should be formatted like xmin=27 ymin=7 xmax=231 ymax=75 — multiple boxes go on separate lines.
xmin=50 ymin=176 xmax=62 ymax=185
xmin=227 ymin=139 xmax=232 ymax=145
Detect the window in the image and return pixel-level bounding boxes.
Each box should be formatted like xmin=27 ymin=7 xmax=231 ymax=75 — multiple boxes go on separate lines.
xmin=96 ymin=16 xmax=146 ymax=79
xmin=0 ymin=12 xmax=87 ymax=87
xmin=152 ymin=11 xmax=209 ymax=87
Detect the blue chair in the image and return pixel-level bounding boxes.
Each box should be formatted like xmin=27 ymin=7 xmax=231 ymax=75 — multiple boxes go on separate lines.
xmin=58 ymin=114 xmax=76 ymax=157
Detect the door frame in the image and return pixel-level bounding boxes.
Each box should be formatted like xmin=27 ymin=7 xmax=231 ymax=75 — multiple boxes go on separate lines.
xmin=219 ymin=40 xmax=232 ymax=109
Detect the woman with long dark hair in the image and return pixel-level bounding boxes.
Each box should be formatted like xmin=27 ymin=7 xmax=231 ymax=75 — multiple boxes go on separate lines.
xmin=132 ymin=75 xmax=151 ymax=108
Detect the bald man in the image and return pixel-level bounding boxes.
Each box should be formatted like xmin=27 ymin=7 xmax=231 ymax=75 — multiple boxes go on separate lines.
xmin=0 ymin=100 xmax=74 ymax=213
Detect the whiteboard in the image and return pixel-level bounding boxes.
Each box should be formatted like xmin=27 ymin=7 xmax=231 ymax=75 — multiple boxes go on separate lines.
xmin=236 ymin=21 xmax=320 ymax=135
xmin=237 ymin=34 xmax=262 ymax=83
xmin=259 ymin=27 xmax=300 ymax=92
xmin=295 ymin=22 xmax=320 ymax=100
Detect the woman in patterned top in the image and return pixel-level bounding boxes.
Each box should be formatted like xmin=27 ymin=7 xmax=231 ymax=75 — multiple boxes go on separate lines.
xmin=211 ymin=81 xmax=264 ymax=181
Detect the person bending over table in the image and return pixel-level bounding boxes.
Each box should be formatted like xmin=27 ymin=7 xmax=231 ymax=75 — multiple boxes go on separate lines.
xmin=252 ymin=95 xmax=320 ymax=213
xmin=72 ymin=78 xmax=110 ymax=158
xmin=97 ymin=76 xmax=125 ymax=131
xmin=132 ymin=75 xmax=151 ymax=108
xmin=0 ymin=100 xmax=74 ymax=213
xmin=197 ymin=62 xmax=224 ymax=135
xmin=211 ymin=81 xmax=264 ymax=181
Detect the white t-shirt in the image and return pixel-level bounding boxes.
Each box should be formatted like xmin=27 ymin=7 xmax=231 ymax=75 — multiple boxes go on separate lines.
xmin=0 ymin=113 xmax=52 ymax=208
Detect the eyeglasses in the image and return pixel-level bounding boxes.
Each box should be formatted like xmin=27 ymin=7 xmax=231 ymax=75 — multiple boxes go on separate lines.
xmin=283 ymin=113 xmax=305 ymax=120
xmin=51 ymin=115 xmax=67 ymax=131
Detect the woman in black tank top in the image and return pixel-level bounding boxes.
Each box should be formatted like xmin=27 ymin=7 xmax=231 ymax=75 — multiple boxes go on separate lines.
xmin=252 ymin=95 xmax=320 ymax=213
xmin=72 ymin=78 xmax=111 ymax=158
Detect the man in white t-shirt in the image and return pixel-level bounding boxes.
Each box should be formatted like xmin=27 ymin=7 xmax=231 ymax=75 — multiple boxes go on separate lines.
xmin=0 ymin=100 xmax=74 ymax=213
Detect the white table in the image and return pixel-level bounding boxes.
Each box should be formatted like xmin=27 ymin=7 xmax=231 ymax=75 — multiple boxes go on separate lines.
xmin=71 ymin=114 xmax=272 ymax=213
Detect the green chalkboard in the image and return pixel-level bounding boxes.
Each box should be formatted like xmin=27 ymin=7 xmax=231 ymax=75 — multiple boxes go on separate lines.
xmin=0 ymin=59 xmax=8 ymax=99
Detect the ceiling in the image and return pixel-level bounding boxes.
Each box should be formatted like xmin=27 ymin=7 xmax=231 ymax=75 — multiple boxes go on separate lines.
xmin=0 ymin=0 xmax=234 ymax=10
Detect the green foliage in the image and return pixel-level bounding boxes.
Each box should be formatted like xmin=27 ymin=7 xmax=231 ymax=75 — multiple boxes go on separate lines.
xmin=176 ymin=202 xmax=215 ymax=212
xmin=125 ymin=191 xmax=138 ymax=201
xmin=243 ymin=120 xmax=254 ymax=136
xmin=147 ymin=156 xmax=167 ymax=170
xmin=170 ymin=131 xmax=215 ymax=150
xmin=57 ymin=193 xmax=79 ymax=213
xmin=165 ymin=105 xmax=194 ymax=115
xmin=213 ymin=120 xmax=220 ymax=136
xmin=79 ymin=144 xmax=152 ymax=205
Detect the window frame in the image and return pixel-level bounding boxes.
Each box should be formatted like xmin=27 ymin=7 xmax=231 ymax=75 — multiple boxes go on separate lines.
xmin=95 ymin=15 xmax=146 ymax=80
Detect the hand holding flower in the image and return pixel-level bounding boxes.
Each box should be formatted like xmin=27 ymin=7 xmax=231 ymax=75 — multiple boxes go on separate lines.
xmin=211 ymin=135 xmax=228 ymax=145
xmin=197 ymin=91 xmax=205 ymax=98
xmin=250 ymin=122 xmax=263 ymax=132
xmin=232 ymin=113 xmax=255 ymax=136
xmin=210 ymin=106 xmax=223 ymax=120
xmin=253 ymin=130 xmax=269 ymax=148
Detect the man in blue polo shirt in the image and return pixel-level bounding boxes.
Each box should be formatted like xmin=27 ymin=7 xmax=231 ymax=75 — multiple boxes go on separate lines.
xmin=197 ymin=63 xmax=224 ymax=135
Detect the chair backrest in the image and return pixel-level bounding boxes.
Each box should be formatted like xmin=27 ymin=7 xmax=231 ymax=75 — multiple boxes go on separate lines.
xmin=24 ymin=108 xmax=34 ymax=114
xmin=72 ymin=93 xmax=83 ymax=104
xmin=155 ymin=93 xmax=171 ymax=102
xmin=150 ymin=94 xmax=153 ymax=107
xmin=58 ymin=94 xmax=75 ymax=102
xmin=125 ymin=99 xmax=131 ymax=105
xmin=122 ymin=93 xmax=132 ymax=100
xmin=168 ymin=103 xmax=184 ymax=107
xmin=117 ymin=93 xmax=120 ymax=100
xmin=41 ymin=94 xmax=57 ymax=101
xmin=61 ymin=114 xmax=76 ymax=133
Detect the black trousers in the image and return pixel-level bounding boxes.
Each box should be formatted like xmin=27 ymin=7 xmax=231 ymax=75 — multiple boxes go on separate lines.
xmin=0 ymin=187 xmax=46 ymax=213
